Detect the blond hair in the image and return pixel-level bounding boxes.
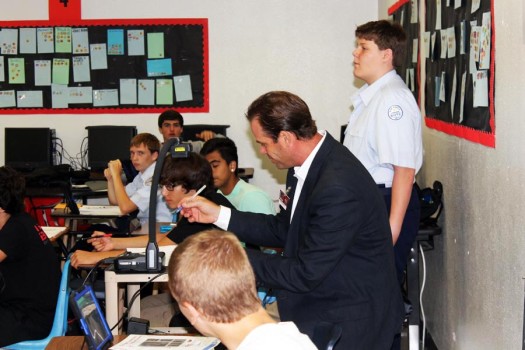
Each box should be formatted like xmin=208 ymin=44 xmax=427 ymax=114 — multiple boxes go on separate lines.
xmin=168 ymin=230 xmax=260 ymax=323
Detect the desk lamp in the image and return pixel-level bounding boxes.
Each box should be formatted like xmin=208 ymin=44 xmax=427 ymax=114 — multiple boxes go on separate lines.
xmin=146 ymin=137 xmax=192 ymax=271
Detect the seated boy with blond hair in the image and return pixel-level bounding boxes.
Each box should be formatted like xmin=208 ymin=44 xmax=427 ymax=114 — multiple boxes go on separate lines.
xmin=168 ymin=230 xmax=316 ymax=350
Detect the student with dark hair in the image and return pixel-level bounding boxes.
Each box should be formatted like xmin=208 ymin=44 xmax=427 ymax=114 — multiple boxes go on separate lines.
xmin=70 ymin=152 xmax=232 ymax=264
xmin=200 ymin=137 xmax=275 ymax=215
xmin=168 ymin=229 xmax=316 ymax=350
xmin=0 ymin=166 xmax=61 ymax=347
xmin=178 ymin=90 xmax=404 ymax=349
xmin=157 ymin=109 xmax=223 ymax=153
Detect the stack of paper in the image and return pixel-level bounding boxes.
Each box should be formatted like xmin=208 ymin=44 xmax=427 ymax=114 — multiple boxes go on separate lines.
xmin=110 ymin=335 xmax=220 ymax=349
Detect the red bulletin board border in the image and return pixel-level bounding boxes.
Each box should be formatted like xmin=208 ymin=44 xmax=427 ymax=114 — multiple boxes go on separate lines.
xmin=388 ymin=0 xmax=411 ymax=15
xmin=389 ymin=0 xmax=495 ymax=148
xmin=0 ymin=18 xmax=209 ymax=114
xmin=424 ymin=0 xmax=495 ymax=148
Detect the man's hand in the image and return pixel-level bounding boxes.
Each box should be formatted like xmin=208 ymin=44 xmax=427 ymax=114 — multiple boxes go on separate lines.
xmin=179 ymin=196 xmax=220 ymax=223
xmin=70 ymin=250 xmax=107 ymax=268
xmin=195 ymin=130 xmax=216 ymax=141
xmin=104 ymin=168 xmax=113 ymax=181
xmin=108 ymin=159 xmax=123 ymax=179
xmin=89 ymin=231 xmax=115 ymax=252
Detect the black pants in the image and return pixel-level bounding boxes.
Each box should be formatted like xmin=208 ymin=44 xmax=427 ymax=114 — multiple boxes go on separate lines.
xmin=379 ymin=185 xmax=421 ymax=285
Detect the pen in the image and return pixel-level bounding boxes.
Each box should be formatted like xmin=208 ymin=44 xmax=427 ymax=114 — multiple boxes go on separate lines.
xmin=173 ymin=184 xmax=206 ymax=215
xmin=79 ymin=234 xmax=113 ymax=241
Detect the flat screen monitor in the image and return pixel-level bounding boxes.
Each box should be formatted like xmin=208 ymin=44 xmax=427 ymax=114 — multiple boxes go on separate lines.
xmin=4 ymin=127 xmax=53 ymax=171
xmin=87 ymin=126 xmax=137 ymax=171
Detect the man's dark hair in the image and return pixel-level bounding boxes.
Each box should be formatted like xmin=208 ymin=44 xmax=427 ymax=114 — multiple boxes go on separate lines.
xmin=0 ymin=166 xmax=26 ymax=214
xmin=245 ymin=91 xmax=317 ymax=142
xmin=200 ymin=138 xmax=239 ymax=176
xmin=158 ymin=109 xmax=184 ymax=128
xmin=355 ymin=20 xmax=407 ymax=68
xmin=160 ymin=152 xmax=214 ymax=195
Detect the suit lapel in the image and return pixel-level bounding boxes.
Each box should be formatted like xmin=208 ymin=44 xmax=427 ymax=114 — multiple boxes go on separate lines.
xmin=287 ymin=133 xmax=337 ymax=244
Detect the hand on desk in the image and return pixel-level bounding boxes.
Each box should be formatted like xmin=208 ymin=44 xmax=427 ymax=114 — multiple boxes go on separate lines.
xmin=70 ymin=250 xmax=120 ymax=269
xmin=90 ymin=231 xmax=115 ymax=252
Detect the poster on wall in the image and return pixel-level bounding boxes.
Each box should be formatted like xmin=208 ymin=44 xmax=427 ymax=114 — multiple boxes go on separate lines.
xmin=390 ymin=0 xmax=495 ymax=147
xmin=0 ymin=1 xmax=209 ymax=114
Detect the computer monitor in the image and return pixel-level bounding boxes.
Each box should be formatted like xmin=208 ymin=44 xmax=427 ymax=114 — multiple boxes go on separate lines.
xmin=4 ymin=127 xmax=54 ymax=171
xmin=87 ymin=126 xmax=137 ymax=171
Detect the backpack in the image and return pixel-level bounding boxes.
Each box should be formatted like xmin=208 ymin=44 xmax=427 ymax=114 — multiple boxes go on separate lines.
xmin=416 ymin=180 xmax=443 ymax=226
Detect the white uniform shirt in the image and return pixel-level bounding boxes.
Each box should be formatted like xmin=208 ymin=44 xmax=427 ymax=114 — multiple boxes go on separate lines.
xmin=343 ymin=70 xmax=423 ymax=187
xmin=125 ymin=162 xmax=172 ymax=225
xmin=237 ymin=322 xmax=317 ymax=350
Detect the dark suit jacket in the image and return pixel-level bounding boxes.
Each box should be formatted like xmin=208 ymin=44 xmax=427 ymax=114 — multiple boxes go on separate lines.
xmin=229 ymin=133 xmax=404 ymax=349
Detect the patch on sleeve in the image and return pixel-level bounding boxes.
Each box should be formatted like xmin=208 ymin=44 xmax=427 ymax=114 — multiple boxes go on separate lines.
xmin=387 ymin=105 xmax=403 ymax=120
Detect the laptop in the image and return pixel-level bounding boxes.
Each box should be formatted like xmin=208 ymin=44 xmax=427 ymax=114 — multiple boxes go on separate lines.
xmin=70 ymin=285 xmax=113 ymax=350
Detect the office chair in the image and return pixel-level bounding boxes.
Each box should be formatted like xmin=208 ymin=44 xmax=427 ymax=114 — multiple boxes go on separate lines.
xmin=312 ymin=321 xmax=342 ymax=350
xmin=5 ymin=259 xmax=72 ymax=350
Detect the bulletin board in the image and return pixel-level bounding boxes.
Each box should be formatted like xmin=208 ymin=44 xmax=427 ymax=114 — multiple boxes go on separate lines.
xmin=389 ymin=0 xmax=495 ymax=147
xmin=389 ymin=0 xmax=420 ymax=104
xmin=0 ymin=17 xmax=209 ymax=114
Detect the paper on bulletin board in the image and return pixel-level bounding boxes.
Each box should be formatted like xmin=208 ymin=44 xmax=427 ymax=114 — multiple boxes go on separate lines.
xmin=108 ymin=29 xmax=124 ymax=55
xmin=156 ymin=79 xmax=173 ymax=105
xmin=20 ymin=28 xmax=36 ymax=54
xmin=37 ymin=27 xmax=54 ymax=53
xmin=128 ymin=29 xmax=145 ymax=56
xmin=34 ymin=60 xmax=51 ymax=86
xmin=138 ymin=79 xmax=154 ymax=105
xmin=93 ymin=89 xmax=119 ymax=106
xmin=72 ymin=28 xmax=89 ymax=54
xmin=120 ymin=79 xmax=137 ymax=104
xmin=90 ymin=43 xmax=108 ymax=70
xmin=17 ymin=90 xmax=43 ymax=108
xmin=55 ymin=27 xmax=72 ymax=53
xmin=147 ymin=32 xmax=164 ymax=59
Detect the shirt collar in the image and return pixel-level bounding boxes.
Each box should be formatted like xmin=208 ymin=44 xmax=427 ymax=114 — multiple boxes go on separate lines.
xmin=293 ymin=130 xmax=327 ymax=182
xmin=140 ymin=162 xmax=156 ymax=185
xmin=354 ymin=70 xmax=397 ymax=106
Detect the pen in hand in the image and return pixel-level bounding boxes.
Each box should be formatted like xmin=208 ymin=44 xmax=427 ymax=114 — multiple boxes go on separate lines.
xmin=79 ymin=233 xmax=113 ymax=241
xmin=173 ymin=184 xmax=206 ymax=215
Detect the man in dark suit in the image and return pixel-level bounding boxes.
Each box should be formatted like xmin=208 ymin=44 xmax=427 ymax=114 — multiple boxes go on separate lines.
xmin=179 ymin=91 xmax=404 ymax=349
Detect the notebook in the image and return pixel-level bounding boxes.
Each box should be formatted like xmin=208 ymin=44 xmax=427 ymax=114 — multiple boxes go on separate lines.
xmin=70 ymin=285 xmax=113 ymax=350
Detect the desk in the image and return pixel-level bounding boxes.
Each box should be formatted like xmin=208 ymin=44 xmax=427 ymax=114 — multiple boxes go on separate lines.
xmin=105 ymin=268 xmax=169 ymax=335
xmin=42 ymin=226 xmax=69 ymax=257
xmin=42 ymin=226 xmax=69 ymax=242
xmin=51 ymin=206 xmax=124 ymax=250
xmin=406 ymin=223 xmax=442 ymax=350
xmin=46 ymin=334 xmax=127 ymax=349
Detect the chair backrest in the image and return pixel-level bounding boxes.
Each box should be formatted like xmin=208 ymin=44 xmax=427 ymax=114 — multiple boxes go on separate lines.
xmin=25 ymin=196 xmax=66 ymax=227
xmin=6 ymin=259 xmax=71 ymax=350
xmin=312 ymin=321 xmax=342 ymax=350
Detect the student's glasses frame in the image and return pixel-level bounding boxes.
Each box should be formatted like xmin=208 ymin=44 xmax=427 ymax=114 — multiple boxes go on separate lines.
xmin=159 ymin=183 xmax=176 ymax=191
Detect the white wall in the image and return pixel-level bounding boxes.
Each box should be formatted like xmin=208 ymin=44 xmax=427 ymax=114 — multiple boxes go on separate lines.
xmin=377 ymin=0 xmax=525 ymax=348
xmin=0 ymin=0 xmax=377 ymax=201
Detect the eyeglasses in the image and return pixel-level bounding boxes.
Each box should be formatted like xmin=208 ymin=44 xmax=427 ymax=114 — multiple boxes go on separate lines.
xmin=159 ymin=183 xmax=176 ymax=191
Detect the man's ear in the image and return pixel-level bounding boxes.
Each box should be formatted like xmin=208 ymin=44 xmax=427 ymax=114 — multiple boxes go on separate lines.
xmin=181 ymin=301 xmax=202 ymax=324
xmin=151 ymin=151 xmax=159 ymax=162
xmin=382 ymin=48 xmax=394 ymax=65
xmin=279 ymin=130 xmax=295 ymax=146
xmin=229 ymin=160 xmax=238 ymax=173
